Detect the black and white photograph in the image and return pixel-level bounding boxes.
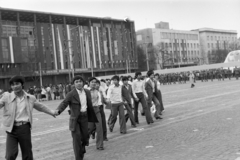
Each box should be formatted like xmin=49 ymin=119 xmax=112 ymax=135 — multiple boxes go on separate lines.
xmin=0 ymin=0 xmax=240 ymax=159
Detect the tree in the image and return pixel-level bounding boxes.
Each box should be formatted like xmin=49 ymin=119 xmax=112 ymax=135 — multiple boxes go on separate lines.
xmin=137 ymin=45 xmax=147 ymax=71
xmin=228 ymin=40 xmax=240 ymax=51
xmin=211 ymin=49 xmax=228 ymax=63
xmin=148 ymin=42 xmax=174 ymax=69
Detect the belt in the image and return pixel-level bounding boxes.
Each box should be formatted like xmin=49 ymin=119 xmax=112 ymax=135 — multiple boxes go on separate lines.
xmin=14 ymin=121 xmax=29 ymax=126
xmin=79 ymin=111 xmax=87 ymax=115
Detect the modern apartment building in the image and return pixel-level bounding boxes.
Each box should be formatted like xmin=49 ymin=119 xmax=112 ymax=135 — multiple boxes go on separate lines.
xmin=136 ymin=22 xmax=201 ymax=69
xmin=192 ymin=28 xmax=238 ymax=64
xmin=0 ymin=8 xmax=137 ymax=89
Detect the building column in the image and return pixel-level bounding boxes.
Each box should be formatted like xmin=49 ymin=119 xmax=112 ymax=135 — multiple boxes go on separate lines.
xmin=88 ymin=19 xmax=97 ymax=69
xmin=121 ymin=22 xmax=125 ymax=68
xmin=0 ymin=10 xmax=2 ymax=36
xmin=33 ymin=14 xmax=39 ymax=71
xmin=100 ymin=20 xmax=104 ymax=69
xmin=0 ymin=10 xmax=3 ymax=63
xmin=16 ymin=12 xmax=20 ymax=36
xmin=131 ymin=22 xmax=137 ymax=68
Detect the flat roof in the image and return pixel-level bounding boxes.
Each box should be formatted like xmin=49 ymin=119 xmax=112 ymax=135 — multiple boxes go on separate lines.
xmin=192 ymin=28 xmax=237 ymax=34
xmin=0 ymin=7 xmax=132 ymax=24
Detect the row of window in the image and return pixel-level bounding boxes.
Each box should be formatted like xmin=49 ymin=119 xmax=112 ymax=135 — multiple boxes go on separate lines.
xmin=161 ymin=32 xmax=198 ymax=40
xmin=161 ymin=42 xmax=199 ymax=49
xmin=207 ymin=42 xmax=231 ymax=49
xmin=2 ymin=25 xmax=35 ymax=37
xmin=164 ymin=50 xmax=200 ymax=57
xmin=207 ymin=35 xmax=237 ymax=41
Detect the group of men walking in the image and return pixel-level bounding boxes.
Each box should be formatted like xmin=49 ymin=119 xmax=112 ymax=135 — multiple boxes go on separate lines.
xmin=0 ymin=69 xmax=165 ymax=160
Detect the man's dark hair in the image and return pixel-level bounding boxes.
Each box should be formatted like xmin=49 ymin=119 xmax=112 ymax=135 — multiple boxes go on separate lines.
xmin=111 ymin=75 xmax=120 ymax=81
xmin=155 ymin=73 xmax=160 ymax=77
xmin=100 ymin=79 xmax=106 ymax=83
xmin=72 ymin=75 xmax=85 ymax=84
xmin=147 ymin=70 xmax=154 ymax=77
xmin=9 ymin=75 xmax=25 ymax=86
xmin=122 ymin=76 xmax=128 ymax=81
xmin=88 ymin=77 xmax=97 ymax=83
xmin=135 ymin=72 xmax=142 ymax=78
xmin=96 ymin=79 xmax=100 ymax=84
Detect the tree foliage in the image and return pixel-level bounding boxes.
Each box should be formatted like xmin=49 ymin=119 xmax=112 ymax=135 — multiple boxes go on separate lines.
xmin=137 ymin=46 xmax=147 ymax=71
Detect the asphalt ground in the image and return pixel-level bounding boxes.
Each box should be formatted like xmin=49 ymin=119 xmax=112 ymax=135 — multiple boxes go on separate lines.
xmin=1 ymin=79 xmax=240 ymax=160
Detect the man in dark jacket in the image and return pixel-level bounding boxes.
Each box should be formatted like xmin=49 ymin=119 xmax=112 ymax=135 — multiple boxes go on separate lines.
xmin=122 ymin=76 xmax=137 ymax=127
xmin=55 ymin=75 xmax=98 ymax=160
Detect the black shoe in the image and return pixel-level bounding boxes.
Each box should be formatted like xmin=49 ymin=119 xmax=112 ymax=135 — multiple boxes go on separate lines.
xmin=104 ymin=138 xmax=109 ymax=141
xmin=131 ymin=124 xmax=137 ymax=128
xmin=155 ymin=117 xmax=162 ymax=120
xmin=97 ymin=147 xmax=104 ymax=150
xmin=141 ymin=112 xmax=145 ymax=116
xmin=120 ymin=132 xmax=126 ymax=134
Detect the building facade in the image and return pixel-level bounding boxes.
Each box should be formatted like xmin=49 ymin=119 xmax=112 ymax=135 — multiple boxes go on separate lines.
xmin=192 ymin=28 xmax=238 ymax=64
xmin=0 ymin=8 xmax=137 ymax=90
xmin=136 ymin=22 xmax=201 ymax=69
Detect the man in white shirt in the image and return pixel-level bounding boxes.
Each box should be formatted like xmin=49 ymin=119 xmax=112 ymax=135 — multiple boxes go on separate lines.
xmin=107 ymin=75 xmax=126 ymax=134
xmin=55 ymin=76 xmax=98 ymax=160
xmin=132 ymin=72 xmax=153 ymax=124
xmin=87 ymin=77 xmax=104 ymax=150
xmin=0 ymin=76 xmax=56 ymax=160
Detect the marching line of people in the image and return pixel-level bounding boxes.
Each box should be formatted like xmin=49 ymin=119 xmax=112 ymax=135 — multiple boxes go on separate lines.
xmin=1 ymin=66 xmax=240 ymax=160
xmin=0 ymin=69 xmax=165 ymax=160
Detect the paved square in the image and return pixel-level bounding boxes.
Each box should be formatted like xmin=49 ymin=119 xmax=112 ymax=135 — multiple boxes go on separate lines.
xmin=1 ymin=79 xmax=240 ymax=160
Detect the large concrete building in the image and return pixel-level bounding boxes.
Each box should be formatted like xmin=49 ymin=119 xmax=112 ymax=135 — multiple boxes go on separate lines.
xmin=136 ymin=22 xmax=201 ymax=69
xmin=192 ymin=28 xmax=238 ymax=64
xmin=0 ymin=8 xmax=137 ymax=89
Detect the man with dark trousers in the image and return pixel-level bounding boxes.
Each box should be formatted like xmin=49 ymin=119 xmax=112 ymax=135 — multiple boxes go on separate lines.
xmin=87 ymin=77 xmax=104 ymax=150
xmin=96 ymin=80 xmax=108 ymax=141
xmin=121 ymin=76 xmax=137 ymax=127
xmin=55 ymin=75 xmax=98 ymax=160
xmin=145 ymin=70 xmax=162 ymax=121
xmin=132 ymin=72 xmax=153 ymax=124
xmin=0 ymin=75 xmax=56 ymax=160
xmin=107 ymin=75 xmax=127 ymax=134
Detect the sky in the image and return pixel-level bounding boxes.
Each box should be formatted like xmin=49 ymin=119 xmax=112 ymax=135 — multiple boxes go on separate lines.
xmin=0 ymin=0 xmax=239 ymax=37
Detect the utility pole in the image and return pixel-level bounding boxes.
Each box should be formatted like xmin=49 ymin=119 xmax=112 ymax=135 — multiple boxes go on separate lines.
xmin=145 ymin=43 xmax=149 ymax=71
xmin=39 ymin=62 xmax=43 ymax=87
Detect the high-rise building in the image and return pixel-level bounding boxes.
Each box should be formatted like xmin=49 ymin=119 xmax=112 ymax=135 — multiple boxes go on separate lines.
xmin=136 ymin=23 xmax=201 ymax=69
xmin=0 ymin=8 xmax=137 ymax=89
xmin=192 ymin=28 xmax=238 ymax=64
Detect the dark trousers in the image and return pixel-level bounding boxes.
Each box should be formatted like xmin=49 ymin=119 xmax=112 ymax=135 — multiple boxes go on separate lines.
xmin=147 ymin=93 xmax=161 ymax=118
xmin=72 ymin=114 xmax=88 ymax=160
xmin=124 ymin=103 xmax=136 ymax=125
xmin=88 ymin=106 xmax=104 ymax=149
xmin=158 ymin=90 xmax=164 ymax=112
xmin=5 ymin=123 xmax=33 ymax=160
xmin=134 ymin=93 xmax=153 ymax=124
xmin=108 ymin=102 xmax=126 ymax=133
xmin=99 ymin=105 xmax=107 ymax=139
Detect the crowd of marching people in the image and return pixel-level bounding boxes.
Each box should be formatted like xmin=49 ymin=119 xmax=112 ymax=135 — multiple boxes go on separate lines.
xmin=0 ymin=67 xmax=239 ymax=160
xmin=159 ymin=67 xmax=240 ymax=85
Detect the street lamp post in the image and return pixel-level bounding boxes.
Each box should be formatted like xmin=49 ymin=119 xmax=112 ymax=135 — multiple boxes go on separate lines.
xmin=144 ymin=42 xmax=150 ymax=71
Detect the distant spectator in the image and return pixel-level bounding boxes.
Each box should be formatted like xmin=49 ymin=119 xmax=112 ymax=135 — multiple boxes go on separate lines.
xmin=46 ymin=85 xmax=52 ymax=101
xmin=28 ymin=86 xmax=34 ymax=95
